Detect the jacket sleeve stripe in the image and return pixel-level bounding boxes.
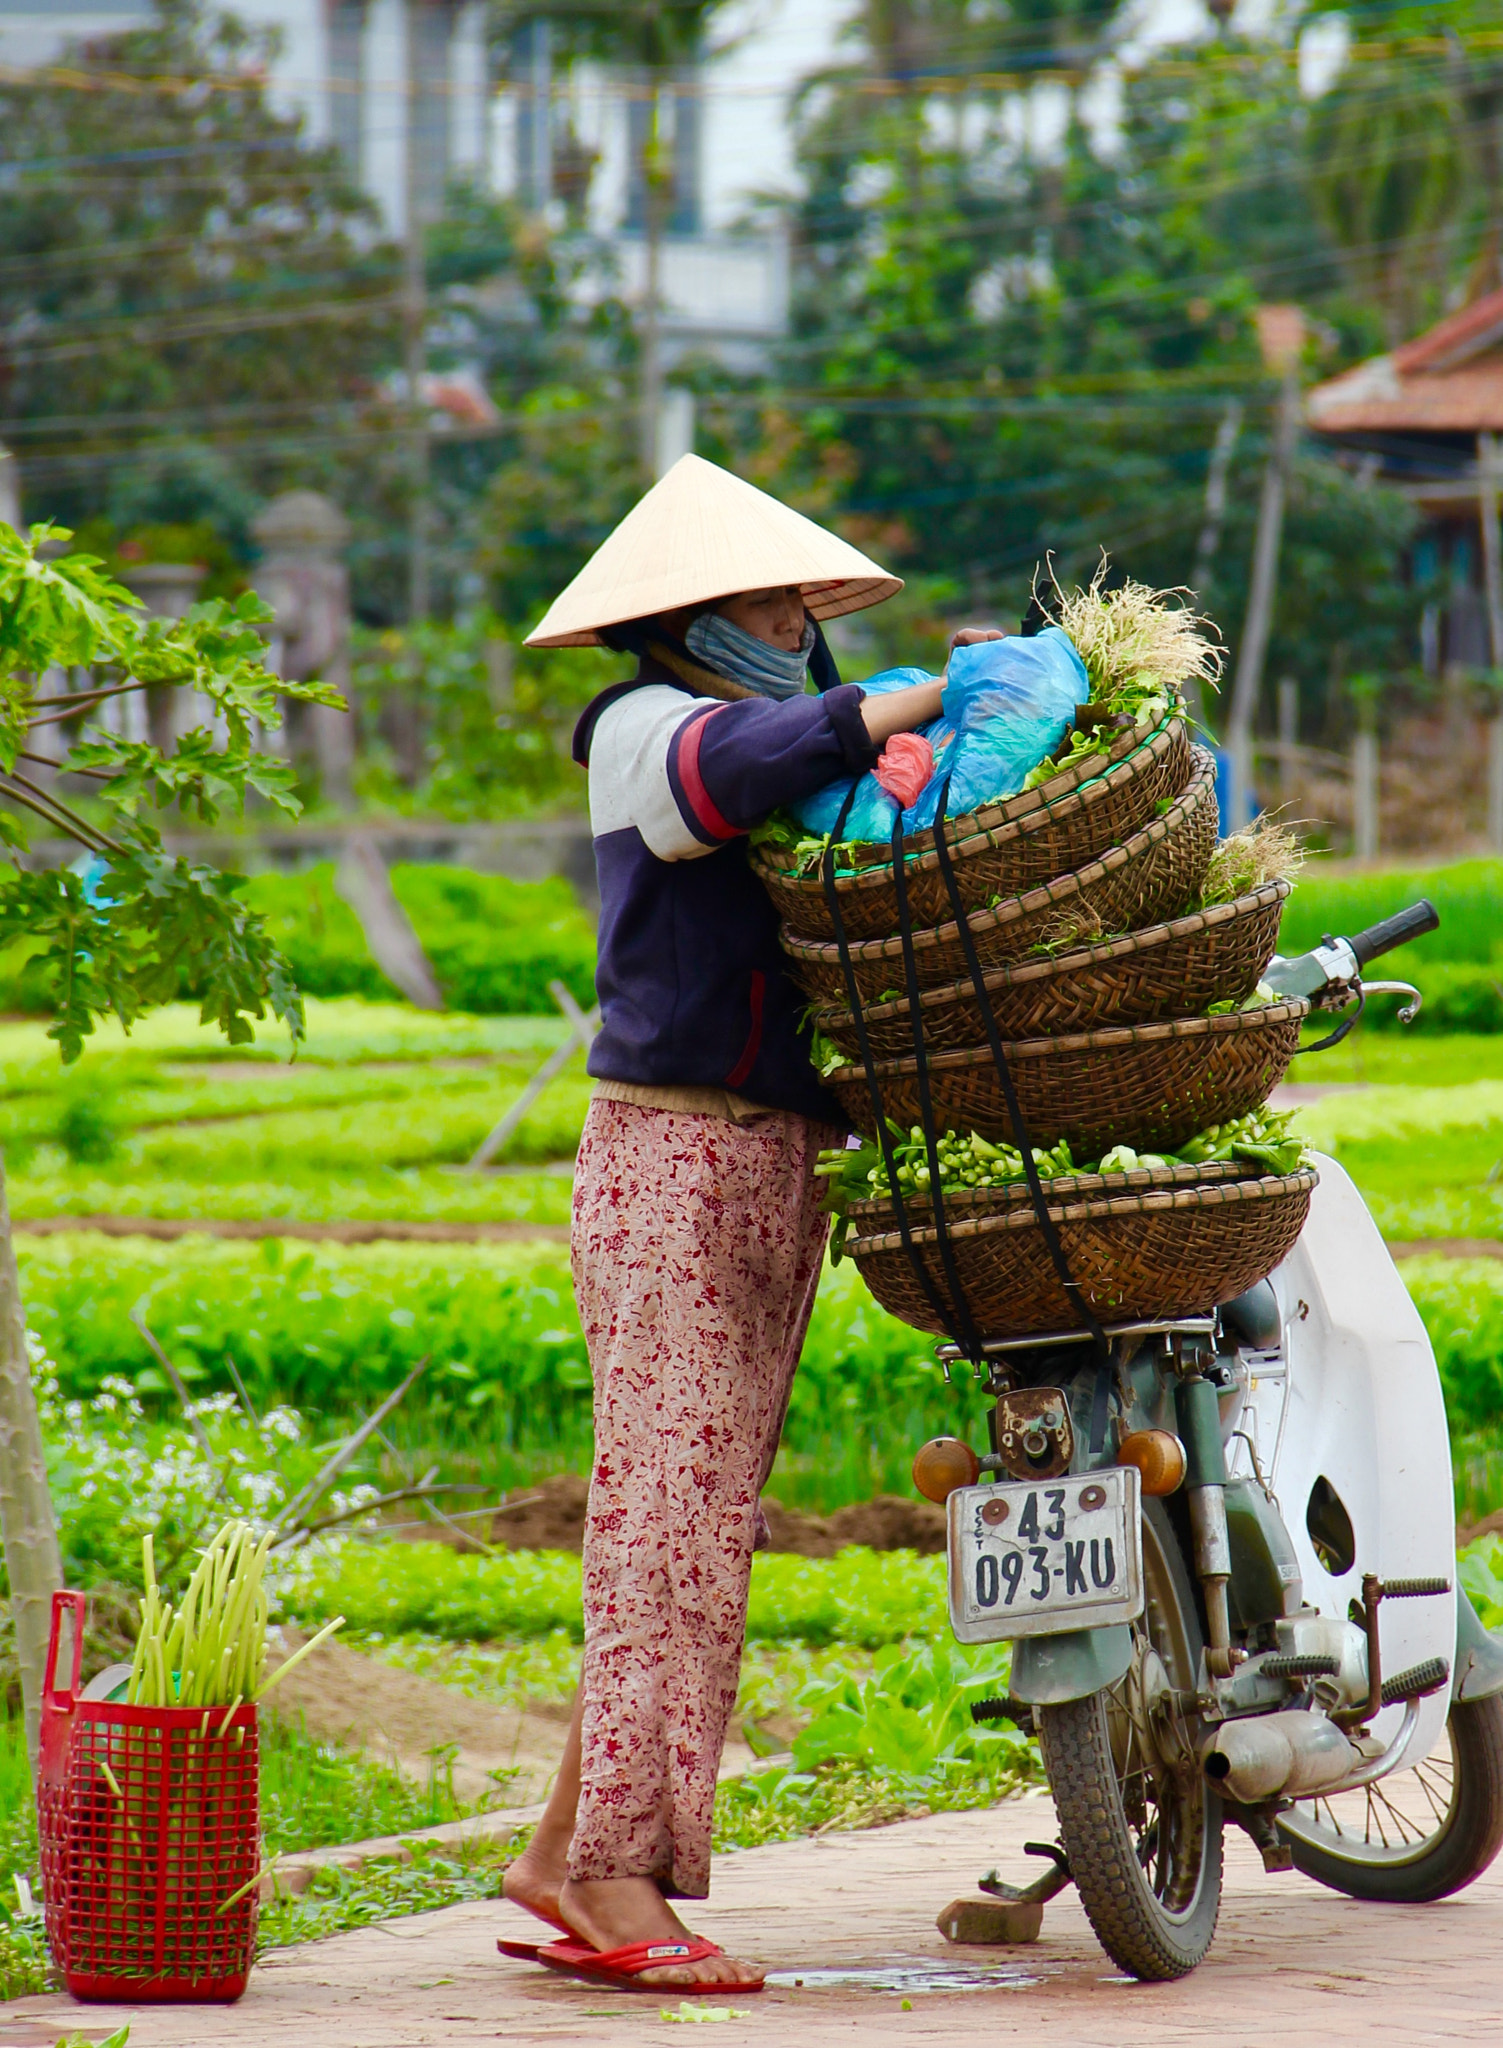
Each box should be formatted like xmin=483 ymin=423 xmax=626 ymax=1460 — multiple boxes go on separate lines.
xmin=668 ymin=705 xmax=742 ymax=844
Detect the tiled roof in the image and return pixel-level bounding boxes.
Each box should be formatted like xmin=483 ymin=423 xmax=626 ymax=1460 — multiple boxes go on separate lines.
xmin=1307 ymin=286 xmax=1503 ymax=434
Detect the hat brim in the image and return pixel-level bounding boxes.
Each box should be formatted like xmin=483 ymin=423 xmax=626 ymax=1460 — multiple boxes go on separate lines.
xmin=523 ymin=454 xmax=903 ymax=649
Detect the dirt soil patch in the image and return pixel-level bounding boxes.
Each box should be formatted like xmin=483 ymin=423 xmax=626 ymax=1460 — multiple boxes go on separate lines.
xmin=263 ymin=1625 xmax=573 ymax=1805
xmin=263 ymin=1624 xmax=755 ymax=1811
xmin=1388 ymin=1237 xmax=1503 ymax=1261
xmin=417 ymin=1476 xmax=946 ymax=1558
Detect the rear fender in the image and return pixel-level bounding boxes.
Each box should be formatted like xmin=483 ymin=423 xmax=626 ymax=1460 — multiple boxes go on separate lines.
xmin=1009 ymin=1624 xmax=1133 ymax=1705
xmin=1454 ymin=1585 xmax=1503 ymax=1703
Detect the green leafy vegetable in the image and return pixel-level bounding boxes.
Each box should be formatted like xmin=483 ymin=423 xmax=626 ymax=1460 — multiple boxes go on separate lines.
xmin=817 ymin=1105 xmax=1310 ymax=1220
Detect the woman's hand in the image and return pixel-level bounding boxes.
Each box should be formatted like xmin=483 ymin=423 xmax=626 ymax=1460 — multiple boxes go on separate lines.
xmin=859 ymin=677 xmax=944 ymax=745
xmin=857 ymin=625 xmax=1007 ymax=745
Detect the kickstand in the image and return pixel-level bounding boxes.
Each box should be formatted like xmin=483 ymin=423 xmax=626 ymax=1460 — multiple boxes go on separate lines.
xmin=979 ymin=1840 xmax=1074 ymax=1907
xmin=937 ymin=1843 xmax=1072 ymax=1948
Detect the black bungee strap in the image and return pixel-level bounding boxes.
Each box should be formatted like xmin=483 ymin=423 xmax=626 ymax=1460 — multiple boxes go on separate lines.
xmin=927 ymin=774 xmax=1117 ymax=1451
xmin=887 ymin=805 xmax=987 ymax=1367
xmin=819 ymin=788 xmax=965 ymax=1352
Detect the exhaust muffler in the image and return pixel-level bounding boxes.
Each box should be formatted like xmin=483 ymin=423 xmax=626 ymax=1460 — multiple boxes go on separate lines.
xmin=1201 ymin=1710 xmax=1362 ymax=1803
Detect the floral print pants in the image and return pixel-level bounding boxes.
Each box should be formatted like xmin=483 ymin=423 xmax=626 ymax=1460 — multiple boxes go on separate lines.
xmin=568 ymin=1096 xmax=835 ymax=1897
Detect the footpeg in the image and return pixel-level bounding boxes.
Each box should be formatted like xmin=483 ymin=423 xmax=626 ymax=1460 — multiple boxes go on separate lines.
xmin=1380 ymin=1657 xmax=1450 ymax=1706
xmin=972 ymin=1696 xmax=1033 ymax=1729
xmin=1261 ymin=1655 xmax=1340 ymax=1680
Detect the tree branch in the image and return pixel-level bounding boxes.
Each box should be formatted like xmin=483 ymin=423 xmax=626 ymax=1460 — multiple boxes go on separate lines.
xmin=3 ymin=770 xmax=126 ymax=855
xmin=0 ymin=774 xmax=115 ymax=854
xmin=27 ymin=676 xmax=158 ymax=728
xmin=19 ymin=749 xmax=112 ymax=782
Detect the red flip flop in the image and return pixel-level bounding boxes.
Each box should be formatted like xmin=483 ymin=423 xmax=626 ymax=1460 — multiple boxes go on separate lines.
xmin=504 ymin=1935 xmax=765 ymax=1994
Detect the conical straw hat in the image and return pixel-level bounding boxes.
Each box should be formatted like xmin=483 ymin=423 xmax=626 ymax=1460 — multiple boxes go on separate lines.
xmin=524 ymin=453 xmax=902 ymax=647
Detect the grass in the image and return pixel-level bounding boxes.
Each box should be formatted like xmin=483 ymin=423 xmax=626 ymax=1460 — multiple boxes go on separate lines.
xmin=18 ymin=1235 xmax=979 ymax=1514
xmin=1290 ymin=1065 xmax=1503 ymax=1245
xmin=259 ymin=1716 xmax=484 ymax=1853
xmin=1279 ymin=857 xmax=1503 ymax=968
xmin=0 ymin=998 xmax=584 ymax=1224
xmin=280 ymin=1542 xmax=949 ymax=1651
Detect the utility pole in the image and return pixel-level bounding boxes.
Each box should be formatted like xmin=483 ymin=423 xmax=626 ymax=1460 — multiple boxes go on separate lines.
xmin=527 ymin=17 xmax=552 ymax=210
xmin=1188 ymin=400 xmax=1242 ymax=732
xmin=1477 ymin=431 xmax=1503 ymax=851
xmin=638 ymin=77 xmax=668 ymax=477
xmin=1226 ymin=311 xmax=1304 ymax=831
xmin=403 ymin=0 xmax=430 ymax=625
xmin=1192 ymin=401 xmax=1242 ymax=603
xmin=1277 ymin=674 xmax=1299 ymax=810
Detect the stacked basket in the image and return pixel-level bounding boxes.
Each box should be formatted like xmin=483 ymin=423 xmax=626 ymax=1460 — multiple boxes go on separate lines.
xmin=756 ymin=711 xmax=1316 ymax=1341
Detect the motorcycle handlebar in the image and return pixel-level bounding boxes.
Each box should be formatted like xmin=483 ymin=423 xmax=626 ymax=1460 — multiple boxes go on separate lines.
xmin=1348 ymin=899 xmax=1440 ymax=969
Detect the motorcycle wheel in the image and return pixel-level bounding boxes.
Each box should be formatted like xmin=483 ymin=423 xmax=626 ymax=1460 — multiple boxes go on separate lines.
xmin=1039 ymin=1498 xmax=1223 ymax=1981
xmin=1278 ymin=1693 xmax=1503 ymax=1901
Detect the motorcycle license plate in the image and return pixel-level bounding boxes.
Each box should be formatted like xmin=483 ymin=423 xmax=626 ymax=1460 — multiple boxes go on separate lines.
xmin=947 ymin=1468 xmax=1144 ymax=1643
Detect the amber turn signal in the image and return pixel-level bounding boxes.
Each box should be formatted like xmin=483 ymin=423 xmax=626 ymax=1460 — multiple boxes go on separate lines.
xmin=912 ymin=1436 xmax=981 ymax=1504
xmin=1117 ymin=1428 xmax=1187 ymax=1497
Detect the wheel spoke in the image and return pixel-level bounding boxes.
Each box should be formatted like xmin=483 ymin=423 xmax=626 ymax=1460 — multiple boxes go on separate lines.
xmin=1284 ymin=1724 xmax=1460 ymax=1867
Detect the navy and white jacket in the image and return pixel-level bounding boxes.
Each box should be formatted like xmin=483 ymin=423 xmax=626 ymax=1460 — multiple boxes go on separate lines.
xmin=572 ymin=655 xmax=879 ymax=1122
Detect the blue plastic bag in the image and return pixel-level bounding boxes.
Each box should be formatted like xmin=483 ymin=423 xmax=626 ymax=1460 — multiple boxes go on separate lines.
xmin=791 ymin=667 xmax=937 ymax=842
xmin=790 ymin=632 xmax=1089 ymax=844
xmin=914 ymin=627 xmax=1088 ymax=826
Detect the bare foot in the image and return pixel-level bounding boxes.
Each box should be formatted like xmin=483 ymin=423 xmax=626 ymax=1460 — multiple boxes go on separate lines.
xmin=502 ymin=1836 xmax=569 ymax=1932
xmin=558 ymin=1875 xmax=762 ymax=1988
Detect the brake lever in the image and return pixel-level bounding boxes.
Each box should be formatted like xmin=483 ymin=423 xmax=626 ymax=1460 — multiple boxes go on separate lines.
xmin=1360 ymin=979 xmax=1422 ymax=1024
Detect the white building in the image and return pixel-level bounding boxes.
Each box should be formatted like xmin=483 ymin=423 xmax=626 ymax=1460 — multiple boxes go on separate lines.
xmin=492 ymin=0 xmax=851 ymax=367
xmin=0 ymin=0 xmax=857 ymax=360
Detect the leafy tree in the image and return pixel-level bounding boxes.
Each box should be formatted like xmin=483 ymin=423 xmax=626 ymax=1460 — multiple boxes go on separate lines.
xmin=350 ymin=608 xmax=624 ymax=814
xmin=734 ymin=24 xmax=1428 ymax=715
xmin=0 ymin=1 xmax=398 ymax=595
xmin=0 ymin=520 xmax=336 ymax=1768
xmin=1308 ymin=56 xmax=1465 ymax=345
xmin=1304 ymin=2 xmax=1503 ymax=298
xmin=417 ymin=177 xmax=638 ymax=630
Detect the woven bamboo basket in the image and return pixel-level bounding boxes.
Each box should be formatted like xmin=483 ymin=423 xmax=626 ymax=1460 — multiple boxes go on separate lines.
xmin=810 ymin=882 xmax=1290 ymax=1060
xmin=781 ymin=746 xmax=1219 ymax=1009
xmin=846 ymin=1167 xmax=1318 ymax=1339
xmin=753 ymin=716 xmax=1192 ymax=943
xmin=825 ymin=1000 xmax=1308 ymax=1157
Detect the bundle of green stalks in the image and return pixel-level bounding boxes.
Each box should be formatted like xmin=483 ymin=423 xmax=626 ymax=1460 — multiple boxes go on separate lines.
xmin=1045 ymin=561 xmax=1223 ymax=713
xmin=1198 ymin=816 xmax=1304 ymax=907
xmin=129 ymin=1520 xmax=344 ymax=1713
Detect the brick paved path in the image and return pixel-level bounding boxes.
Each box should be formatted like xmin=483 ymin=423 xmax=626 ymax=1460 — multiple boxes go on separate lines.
xmin=4 ymin=1789 xmax=1500 ymax=2047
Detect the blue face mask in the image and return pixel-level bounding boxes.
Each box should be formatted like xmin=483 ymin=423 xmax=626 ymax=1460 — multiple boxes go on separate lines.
xmin=685 ymin=610 xmax=816 ymax=700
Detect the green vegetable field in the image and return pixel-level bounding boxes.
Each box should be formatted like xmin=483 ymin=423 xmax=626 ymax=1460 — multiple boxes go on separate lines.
xmin=5 ymin=854 xmax=1503 ymax=1988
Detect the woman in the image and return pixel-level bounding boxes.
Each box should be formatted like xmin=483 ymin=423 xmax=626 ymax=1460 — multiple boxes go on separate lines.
xmin=500 ymin=456 xmax=995 ymax=1992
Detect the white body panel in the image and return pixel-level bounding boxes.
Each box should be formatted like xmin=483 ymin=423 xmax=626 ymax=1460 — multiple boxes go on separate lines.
xmin=1229 ymin=1153 xmax=1454 ymax=1770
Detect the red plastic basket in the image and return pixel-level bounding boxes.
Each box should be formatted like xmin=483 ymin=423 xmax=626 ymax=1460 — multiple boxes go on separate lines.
xmin=38 ymin=1592 xmax=260 ymax=2003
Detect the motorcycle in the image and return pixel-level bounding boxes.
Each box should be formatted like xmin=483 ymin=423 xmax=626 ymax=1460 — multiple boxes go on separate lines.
xmin=914 ymin=899 xmax=1503 ymax=1980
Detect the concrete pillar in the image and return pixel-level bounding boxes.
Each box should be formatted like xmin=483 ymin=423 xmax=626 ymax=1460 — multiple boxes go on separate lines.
xmin=0 ymin=442 xmax=20 ymax=532
xmin=654 ymin=388 xmax=695 ymax=479
xmin=121 ymin=561 xmax=208 ymax=753
xmin=250 ymin=492 xmax=355 ymax=805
